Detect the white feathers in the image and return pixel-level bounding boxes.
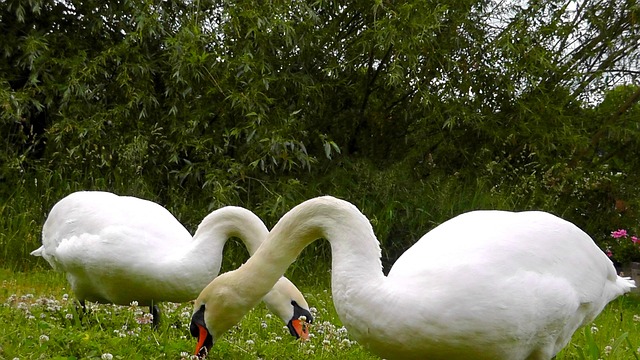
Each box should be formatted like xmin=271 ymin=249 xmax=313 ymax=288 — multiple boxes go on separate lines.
xmin=194 ymin=196 xmax=634 ymax=360
xmin=32 ymin=191 xmax=309 ymax=326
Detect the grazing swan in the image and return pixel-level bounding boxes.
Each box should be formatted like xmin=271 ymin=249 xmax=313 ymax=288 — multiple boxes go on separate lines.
xmin=190 ymin=196 xmax=634 ymax=359
xmin=31 ymin=191 xmax=312 ymax=336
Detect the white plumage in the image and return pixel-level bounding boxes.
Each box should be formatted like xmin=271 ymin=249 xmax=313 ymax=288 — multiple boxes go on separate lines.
xmin=31 ymin=191 xmax=312 ymax=334
xmin=191 ymin=196 xmax=634 ymax=359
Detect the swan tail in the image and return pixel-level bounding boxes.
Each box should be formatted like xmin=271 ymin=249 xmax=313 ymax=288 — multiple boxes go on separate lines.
xmin=616 ymin=276 xmax=636 ymax=293
xmin=613 ymin=276 xmax=636 ymax=298
xmin=30 ymin=246 xmax=44 ymax=257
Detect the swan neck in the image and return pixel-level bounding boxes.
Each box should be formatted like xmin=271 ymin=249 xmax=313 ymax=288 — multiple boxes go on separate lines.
xmin=240 ymin=197 xmax=385 ymax=300
xmin=182 ymin=207 xmax=269 ymax=283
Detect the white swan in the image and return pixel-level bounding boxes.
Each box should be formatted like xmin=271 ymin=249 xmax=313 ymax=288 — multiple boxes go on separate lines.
xmin=190 ymin=196 xmax=635 ymax=359
xmin=31 ymin=191 xmax=312 ymax=337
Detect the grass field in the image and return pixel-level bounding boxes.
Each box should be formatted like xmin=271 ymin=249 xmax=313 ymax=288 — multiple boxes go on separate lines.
xmin=0 ymin=268 xmax=378 ymax=360
xmin=1 ymin=269 xmax=640 ymax=359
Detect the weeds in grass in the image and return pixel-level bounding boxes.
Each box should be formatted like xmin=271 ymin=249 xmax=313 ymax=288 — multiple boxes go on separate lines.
xmin=0 ymin=270 xmax=377 ymax=359
xmin=2 ymin=269 xmax=640 ymax=359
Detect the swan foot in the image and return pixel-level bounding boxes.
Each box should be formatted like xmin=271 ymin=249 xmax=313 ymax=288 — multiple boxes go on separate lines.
xmin=76 ymin=299 xmax=88 ymax=323
xmin=150 ymin=303 xmax=161 ymax=329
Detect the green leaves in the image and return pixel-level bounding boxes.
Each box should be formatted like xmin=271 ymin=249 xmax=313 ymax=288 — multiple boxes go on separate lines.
xmin=1 ymin=0 xmax=640 ymax=261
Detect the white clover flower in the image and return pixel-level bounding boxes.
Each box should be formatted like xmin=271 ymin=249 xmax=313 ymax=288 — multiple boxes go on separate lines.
xmin=164 ymin=302 xmax=178 ymax=312
xmin=39 ymin=335 xmax=49 ymax=343
xmin=590 ymin=325 xmax=598 ymax=333
xmin=261 ymin=321 xmax=268 ymax=329
xmin=298 ymin=315 xmax=307 ymax=322
xmin=265 ymin=313 xmax=272 ymax=319
xmin=246 ymin=339 xmax=254 ymax=346
xmin=101 ymin=353 xmax=113 ymax=360
xmin=35 ymin=298 xmax=48 ymax=306
xmin=604 ymin=345 xmax=612 ymax=355
xmin=46 ymin=304 xmax=61 ymax=312
xmin=65 ymin=313 xmax=74 ymax=320
xmin=136 ymin=313 xmax=154 ymax=324
xmin=130 ymin=301 xmax=138 ymax=307
xmin=634 ymin=314 xmax=640 ymax=322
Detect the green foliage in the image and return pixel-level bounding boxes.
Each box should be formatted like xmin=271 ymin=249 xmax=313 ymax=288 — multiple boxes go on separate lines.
xmin=2 ymin=3 xmax=640 ymax=358
xmin=603 ymin=230 xmax=640 ymax=266
xmin=1 ymin=0 xmax=640 ymax=269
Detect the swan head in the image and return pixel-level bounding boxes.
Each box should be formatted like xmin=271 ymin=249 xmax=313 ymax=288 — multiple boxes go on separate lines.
xmin=189 ymin=273 xmax=313 ymax=357
xmin=262 ymin=277 xmax=314 ymax=339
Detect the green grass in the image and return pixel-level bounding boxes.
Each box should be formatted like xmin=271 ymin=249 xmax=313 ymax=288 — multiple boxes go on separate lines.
xmin=1 ymin=268 xmax=640 ymax=360
xmin=0 ymin=268 xmax=376 ymax=360
xmin=2 ymin=176 xmax=640 ymax=359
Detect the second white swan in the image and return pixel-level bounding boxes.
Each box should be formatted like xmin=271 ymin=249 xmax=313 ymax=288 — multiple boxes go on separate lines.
xmin=31 ymin=191 xmax=312 ymax=336
xmin=190 ymin=195 xmax=634 ymax=359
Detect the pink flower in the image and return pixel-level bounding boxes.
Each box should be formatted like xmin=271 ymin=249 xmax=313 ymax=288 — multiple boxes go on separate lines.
xmin=611 ymin=229 xmax=628 ymax=239
xmin=632 ymin=236 xmax=639 ymax=244
xmin=606 ymin=249 xmax=613 ymax=258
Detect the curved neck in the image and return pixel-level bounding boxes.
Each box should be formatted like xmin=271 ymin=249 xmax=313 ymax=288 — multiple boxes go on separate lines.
xmin=192 ymin=206 xmax=269 ymax=255
xmin=238 ymin=196 xmax=386 ymax=302
xmin=179 ymin=207 xmax=269 ymax=281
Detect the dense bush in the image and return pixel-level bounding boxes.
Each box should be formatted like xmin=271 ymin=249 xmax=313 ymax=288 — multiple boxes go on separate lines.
xmin=1 ymin=0 xmax=639 ymax=270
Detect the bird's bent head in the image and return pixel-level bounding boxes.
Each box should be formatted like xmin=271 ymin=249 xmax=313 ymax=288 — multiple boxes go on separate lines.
xmin=189 ymin=274 xmax=248 ymax=357
xmin=188 ymin=273 xmax=314 ymax=358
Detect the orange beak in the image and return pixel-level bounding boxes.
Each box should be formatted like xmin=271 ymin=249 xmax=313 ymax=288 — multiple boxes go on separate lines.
xmin=194 ymin=324 xmax=209 ymax=356
xmin=291 ymin=318 xmax=310 ymax=340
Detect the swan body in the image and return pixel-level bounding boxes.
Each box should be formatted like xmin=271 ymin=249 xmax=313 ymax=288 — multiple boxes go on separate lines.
xmin=191 ymin=196 xmax=634 ymax=359
xmin=32 ymin=191 xmax=312 ymax=335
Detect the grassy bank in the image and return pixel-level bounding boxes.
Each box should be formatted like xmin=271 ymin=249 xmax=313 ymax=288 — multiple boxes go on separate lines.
xmin=1 ymin=268 xmax=640 ymax=359
xmin=0 ymin=268 xmax=375 ymax=359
